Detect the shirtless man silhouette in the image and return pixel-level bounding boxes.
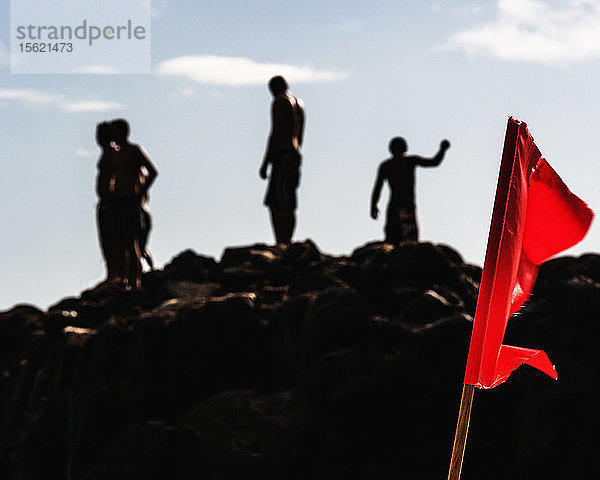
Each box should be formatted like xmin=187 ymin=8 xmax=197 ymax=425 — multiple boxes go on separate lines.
xmin=95 ymin=121 xmax=119 ymax=281
xmin=96 ymin=119 xmax=157 ymax=289
xmin=371 ymin=137 xmax=450 ymax=244
xmin=259 ymin=75 xmax=305 ymax=245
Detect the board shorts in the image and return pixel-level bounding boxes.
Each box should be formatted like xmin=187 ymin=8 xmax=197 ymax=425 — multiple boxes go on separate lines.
xmin=385 ymin=204 xmax=419 ymax=243
xmin=98 ymin=196 xmax=143 ymax=249
xmin=264 ymin=150 xmax=301 ymax=211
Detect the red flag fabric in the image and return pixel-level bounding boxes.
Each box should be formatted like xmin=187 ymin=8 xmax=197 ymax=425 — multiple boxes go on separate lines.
xmin=464 ymin=117 xmax=593 ymax=389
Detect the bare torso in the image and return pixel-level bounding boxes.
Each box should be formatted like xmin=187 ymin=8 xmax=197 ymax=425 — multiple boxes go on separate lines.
xmin=267 ymin=93 xmax=305 ymax=155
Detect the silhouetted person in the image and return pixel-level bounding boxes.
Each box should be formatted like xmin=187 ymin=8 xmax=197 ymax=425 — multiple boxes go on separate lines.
xmin=95 ymin=121 xmax=120 ymax=282
xmin=371 ymin=137 xmax=450 ymax=244
xmin=95 ymin=119 xmax=157 ymax=289
xmin=139 ymin=192 xmax=154 ymax=270
xmin=259 ymin=75 xmax=305 ymax=245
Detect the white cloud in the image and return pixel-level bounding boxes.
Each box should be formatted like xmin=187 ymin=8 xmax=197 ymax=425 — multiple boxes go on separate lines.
xmin=76 ymin=148 xmax=94 ymax=158
xmin=0 ymin=89 xmax=65 ymax=105
xmin=443 ymin=0 xmax=600 ymax=65
xmin=64 ymin=101 xmax=125 ymax=112
xmin=0 ymin=88 xmax=125 ymax=113
xmin=156 ymin=55 xmax=349 ymax=86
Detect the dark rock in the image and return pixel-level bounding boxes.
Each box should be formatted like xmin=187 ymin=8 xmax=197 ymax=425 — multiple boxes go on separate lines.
xmin=288 ymin=260 xmax=350 ymax=296
xmin=0 ymin=304 xmax=45 ymax=402
xmin=162 ymin=249 xmax=217 ymax=282
xmin=83 ymin=421 xmax=199 ymax=480
xmin=350 ymin=241 xmax=393 ymax=264
xmin=220 ymin=243 xmax=279 ymax=268
xmin=220 ymin=266 xmax=268 ymax=292
xmin=256 ymin=285 xmax=289 ymax=306
xmin=183 ymin=390 xmax=310 ymax=462
xmin=280 ymin=239 xmax=323 ymax=265
xmin=402 ymin=289 xmax=457 ymax=325
xmin=219 ymin=244 xmax=295 ymax=289
xmin=1 ymin=241 xmax=599 ymax=479
xmin=300 ymin=287 xmax=370 ymax=361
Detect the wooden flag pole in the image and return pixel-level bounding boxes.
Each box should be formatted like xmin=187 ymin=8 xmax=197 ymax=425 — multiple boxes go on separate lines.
xmin=447 ymin=383 xmax=476 ymax=480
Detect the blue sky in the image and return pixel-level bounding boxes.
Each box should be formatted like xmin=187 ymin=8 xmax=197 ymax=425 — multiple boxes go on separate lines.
xmin=1 ymin=0 xmax=600 ymax=310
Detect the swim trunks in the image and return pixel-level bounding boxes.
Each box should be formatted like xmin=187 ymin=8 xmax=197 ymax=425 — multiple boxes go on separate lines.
xmin=99 ymin=196 xmax=143 ymax=247
xmin=385 ymin=204 xmax=418 ymax=243
xmin=264 ymin=150 xmax=301 ymax=211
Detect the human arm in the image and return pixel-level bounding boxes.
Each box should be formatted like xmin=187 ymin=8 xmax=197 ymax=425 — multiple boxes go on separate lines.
xmin=138 ymin=145 xmax=158 ymax=191
xmin=370 ymin=165 xmax=385 ymax=219
xmin=259 ymin=150 xmax=270 ymax=179
xmin=296 ymin=98 xmax=305 ymax=148
xmin=96 ymin=170 xmax=110 ymax=199
xmin=414 ymin=139 xmax=451 ymax=167
xmin=260 ymin=101 xmax=277 ymax=179
xmin=96 ymin=154 xmax=112 ymax=199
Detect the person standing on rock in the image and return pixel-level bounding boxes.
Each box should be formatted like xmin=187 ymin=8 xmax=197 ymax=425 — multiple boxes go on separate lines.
xmin=259 ymin=75 xmax=305 ymax=245
xmin=95 ymin=119 xmax=157 ymax=289
xmin=370 ymin=137 xmax=450 ymax=244
xmin=96 ymin=121 xmax=120 ymax=282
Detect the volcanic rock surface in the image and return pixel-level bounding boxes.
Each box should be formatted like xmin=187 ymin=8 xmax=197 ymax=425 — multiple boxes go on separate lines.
xmin=0 ymin=240 xmax=598 ymax=479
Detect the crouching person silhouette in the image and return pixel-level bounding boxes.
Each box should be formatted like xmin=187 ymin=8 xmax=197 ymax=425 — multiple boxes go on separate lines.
xmin=370 ymin=137 xmax=450 ymax=244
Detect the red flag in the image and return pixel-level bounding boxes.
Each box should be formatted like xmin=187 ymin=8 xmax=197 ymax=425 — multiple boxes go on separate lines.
xmin=464 ymin=117 xmax=593 ymax=389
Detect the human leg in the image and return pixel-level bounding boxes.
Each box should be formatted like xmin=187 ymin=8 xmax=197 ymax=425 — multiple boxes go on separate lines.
xmin=140 ymin=208 xmax=154 ymax=270
xmin=269 ymin=208 xmax=284 ymax=244
xmin=385 ymin=205 xmax=418 ymax=244
xmin=399 ymin=208 xmax=418 ymax=242
xmin=269 ymin=208 xmax=295 ymax=245
xmin=125 ymin=238 xmax=142 ymax=289
xmin=265 ymin=151 xmax=299 ymax=245
xmin=384 ymin=203 xmax=399 ymax=244
xmin=281 ymin=209 xmax=295 ymax=244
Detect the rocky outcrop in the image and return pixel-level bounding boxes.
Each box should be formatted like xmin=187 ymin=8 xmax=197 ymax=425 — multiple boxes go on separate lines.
xmin=0 ymin=240 xmax=597 ymax=479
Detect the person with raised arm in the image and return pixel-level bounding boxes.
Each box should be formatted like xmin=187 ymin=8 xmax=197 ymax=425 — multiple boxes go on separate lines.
xmin=371 ymin=137 xmax=450 ymax=244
